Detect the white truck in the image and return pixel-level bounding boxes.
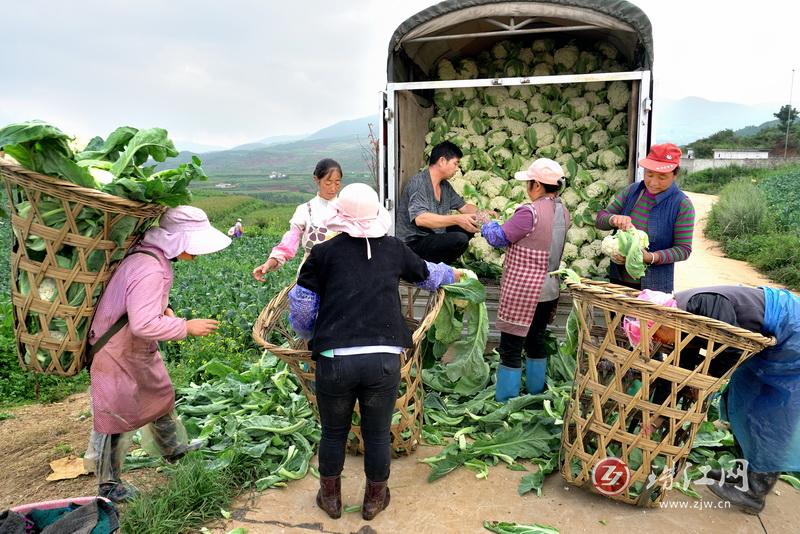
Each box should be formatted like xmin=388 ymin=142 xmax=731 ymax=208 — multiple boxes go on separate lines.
xmin=378 ymin=0 xmax=655 ymax=337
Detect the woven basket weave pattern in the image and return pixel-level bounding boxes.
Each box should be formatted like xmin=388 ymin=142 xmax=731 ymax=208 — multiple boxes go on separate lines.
xmin=558 ymin=278 xmax=774 ymax=506
xmin=253 ymin=282 xmax=444 ymax=456
xmin=1 ymin=161 xmax=165 ymax=376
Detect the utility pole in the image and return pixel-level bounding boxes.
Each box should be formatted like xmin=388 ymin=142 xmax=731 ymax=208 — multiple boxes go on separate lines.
xmin=785 ymin=68 xmax=796 ymax=159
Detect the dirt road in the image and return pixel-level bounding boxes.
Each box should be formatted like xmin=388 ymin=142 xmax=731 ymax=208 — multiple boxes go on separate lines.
xmin=674 ymin=192 xmax=779 ymax=291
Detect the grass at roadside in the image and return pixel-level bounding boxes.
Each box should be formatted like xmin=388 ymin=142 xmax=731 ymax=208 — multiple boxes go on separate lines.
xmin=705 ymin=166 xmax=800 ymax=290
xmin=679 ymin=164 xmax=798 ymax=195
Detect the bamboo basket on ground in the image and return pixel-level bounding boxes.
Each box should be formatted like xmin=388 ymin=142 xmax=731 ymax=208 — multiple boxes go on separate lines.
xmin=1 ymin=160 xmax=166 ymax=376
xmin=252 ymin=282 xmax=444 ymax=456
xmin=558 ymin=278 xmax=775 ymax=506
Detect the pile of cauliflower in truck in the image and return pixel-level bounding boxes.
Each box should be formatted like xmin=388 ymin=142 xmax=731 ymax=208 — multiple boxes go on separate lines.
xmin=422 ymin=37 xmax=634 ymax=276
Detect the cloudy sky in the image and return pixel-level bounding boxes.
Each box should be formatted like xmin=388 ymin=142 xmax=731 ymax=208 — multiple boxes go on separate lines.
xmin=1 ymin=0 xmax=796 ymax=148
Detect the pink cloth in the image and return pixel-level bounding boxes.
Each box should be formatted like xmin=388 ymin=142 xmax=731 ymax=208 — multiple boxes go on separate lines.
xmin=623 ymin=289 xmax=678 ymax=346
xmin=89 ymin=244 xmax=187 ymax=434
xmin=268 ymin=224 xmax=303 ymax=265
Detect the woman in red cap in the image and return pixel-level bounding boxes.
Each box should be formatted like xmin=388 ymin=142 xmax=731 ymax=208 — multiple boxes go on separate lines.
xmin=595 ymin=143 xmax=695 ymax=292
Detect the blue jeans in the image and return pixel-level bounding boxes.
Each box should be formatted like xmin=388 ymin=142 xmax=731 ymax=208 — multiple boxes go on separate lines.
xmin=315 ymin=352 xmax=401 ymax=482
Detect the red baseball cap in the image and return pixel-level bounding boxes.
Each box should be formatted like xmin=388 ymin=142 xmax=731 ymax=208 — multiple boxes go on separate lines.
xmin=638 ymin=143 xmax=682 ymax=173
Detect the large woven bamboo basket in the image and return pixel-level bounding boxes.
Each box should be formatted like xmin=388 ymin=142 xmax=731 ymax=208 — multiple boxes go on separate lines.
xmin=558 ymin=278 xmax=775 ymax=506
xmin=253 ymin=282 xmax=444 ymax=456
xmin=0 ymin=160 xmax=166 ymax=376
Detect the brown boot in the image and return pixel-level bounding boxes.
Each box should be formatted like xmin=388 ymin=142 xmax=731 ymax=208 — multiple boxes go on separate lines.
xmin=362 ymin=479 xmax=390 ymax=520
xmin=316 ymin=475 xmax=341 ymax=519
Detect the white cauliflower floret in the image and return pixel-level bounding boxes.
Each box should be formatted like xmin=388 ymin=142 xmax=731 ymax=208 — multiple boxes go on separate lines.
xmin=527 ymin=95 xmax=548 ymax=113
xmin=486 ymin=130 xmax=509 ymax=147
xmin=489 ymin=195 xmax=511 ymax=212
xmin=596 ymin=41 xmax=619 ymax=60
xmin=509 ymin=184 xmax=528 ymax=201
xmin=434 ymin=88 xmax=457 ymax=109
xmin=554 ymin=45 xmax=580 ymax=70
xmin=533 ymin=63 xmax=554 ymax=76
xmin=590 ymin=104 xmax=613 ymax=122
xmin=483 ymin=86 xmax=509 ymax=106
xmin=492 ymin=41 xmax=510 ymax=59
xmin=601 ymin=234 xmax=619 ymax=256
xmin=457 ymin=59 xmax=479 ymax=79
xmin=518 ymin=48 xmax=535 ymax=65
xmin=536 ymin=143 xmax=561 ymax=159
xmin=607 ymin=112 xmax=627 ymax=133
xmin=531 ymin=39 xmax=555 ymax=53
xmin=526 ymin=111 xmax=551 ymax=123
xmin=453 ymin=87 xmax=477 ymax=102
xmin=552 ymin=114 xmax=574 ymax=129
xmin=584 ymin=180 xmax=609 ymax=199
xmin=566 ymin=226 xmax=595 ymax=247
xmin=502 ymin=118 xmax=528 ymax=136
xmin=488 ymin=146 xmax=513 ymax=166
xmin=526 ymin=123 xmax=556 ymax=148
xmin=584 ymin=81 xmax=606 ymax=92
xmin=562 ymin=86 xmax=582 ymax=99
xmin=502 ymin=99 xmax=528 ymax=120
xmin=565 ymin=97 xmax=591 ymax=118
xmin=481 ymin=106 xmax=501 ymax=118
xmin=509 ymin=85 xmax=534 ymax=100
xmin=561 ymin=187 xmax=581 ymax=210
xmin=468 ymin=135 xmax=487 ymax=150
xmin=569 ymin=258 xmax=595 ymax=278
xmin=594 ymin=148 xmax=626 ymax=170
xmin=607 ymin=81 xmax=631 ymax=111
xmin=580 ymin=240 xmax=603 ymax=259
xmin=450 ymin=174 xmax=469 ymax=196
xmin=577 ymin=51 xmax=600 ymax=72
xmin=603 ymin=169 xmax=629 ymax=190
xmin=437 ymin=59 xmax=457 ymax=80
xmin=469 ymin=235 xmax=494 ymax=258
xmin=479 ymin=175 xmax=508 ymax=197
xmin=574 ymin=116 xmax=601 ymax=133
xmin=463 ymin=169 xmax=491 ymax=186
xmin=588 ymin=130 xmax=611 ymax=150
xmin=558 ymin=131 xmax=582 ymax=152
xmin=37 ymin=278 xmax=58 ymax=301
xmin=561 ymin=242 xmax=579 ymax=262
xmin=583 ymin=91 xmax=601 ymax=106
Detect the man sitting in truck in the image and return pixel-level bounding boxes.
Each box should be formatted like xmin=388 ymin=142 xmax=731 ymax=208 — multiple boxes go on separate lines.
xmin=395 ymin=141 xmax=480 ymax=263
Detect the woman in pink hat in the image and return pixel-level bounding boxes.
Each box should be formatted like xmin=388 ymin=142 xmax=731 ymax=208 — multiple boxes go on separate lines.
xmin=252 ymin=158 xmax=342 ymax=279
xmin=480 ymin=158 xmax=571 ymax=402
xmin=595 ymin=143 xmax=695 ymax=292
xmin=288 ymin=183 xmax=462 ymax=521
xmin=87 ymin=206 xmax=231 ymax=502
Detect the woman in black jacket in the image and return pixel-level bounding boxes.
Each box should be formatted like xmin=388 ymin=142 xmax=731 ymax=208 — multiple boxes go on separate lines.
xmin=288 ymin=183 xmax=460 ymax=521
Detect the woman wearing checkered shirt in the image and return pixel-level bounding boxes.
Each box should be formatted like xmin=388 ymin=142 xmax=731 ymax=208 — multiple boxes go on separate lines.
xmin=481 ymin=159 xmax=571 ymax=402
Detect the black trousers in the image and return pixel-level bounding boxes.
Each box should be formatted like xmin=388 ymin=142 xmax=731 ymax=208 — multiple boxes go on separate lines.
xmin=407 ymin=227 xmax=472 ymax=264
xmin=497 ymin=299 xmax=559 ymax=368
xmin=315 ymin=352 xmax=401 ymax=482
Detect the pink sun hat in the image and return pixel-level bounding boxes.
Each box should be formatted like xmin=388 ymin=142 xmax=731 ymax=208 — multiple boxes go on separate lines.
xmin=622 ymin=289 xmax=678 ymax=346
xmin=141 ymin=206 xmax=231 ymax=258
xmin=324 ymin=183 xmax=391 ymax=259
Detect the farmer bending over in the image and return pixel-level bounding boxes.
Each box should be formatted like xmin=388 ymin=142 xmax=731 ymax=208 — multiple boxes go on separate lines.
xmin=629 ymin=285 xmax=800 ymax=514
xmin=87 ymin=206 xmax=230 ymax=502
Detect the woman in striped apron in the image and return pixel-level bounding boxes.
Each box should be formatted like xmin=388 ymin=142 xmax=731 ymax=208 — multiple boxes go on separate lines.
xmin=482 ymin=158 xmax=571 ymax=401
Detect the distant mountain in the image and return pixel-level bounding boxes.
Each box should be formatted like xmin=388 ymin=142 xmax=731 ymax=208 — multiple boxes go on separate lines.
xmin=174 ymin=140 xmax=227 ymax=153
xmin=233 ymin=134 xmax=308 ymax=151
xmin=306 ymin=115 xmax=379 ymax=141
xmin=161 ymin=135 xmax=369 ymax=176
xmin=653 ymin=97 xmax=777 ymax=145
xmin=735 ymin=119 xmax=780 ymax=137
